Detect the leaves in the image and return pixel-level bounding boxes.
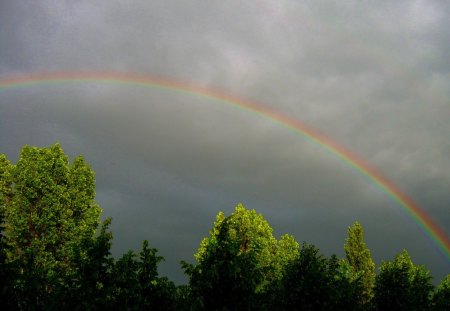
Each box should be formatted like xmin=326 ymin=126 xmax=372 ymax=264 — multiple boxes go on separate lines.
xmin=374 ymin=250 xmax=433 ymax=311
xmin=110 ymin=240 xmax=176 ymax=310
xmin=432 ymin=275 xmax=450 ymax=311
xmin=1 ymin=144 xmax=104 ymax=309
xmin=278 ymin=243 xmax=361 ymax=311
xmin=1 ymin=144 xmax=447 ymax=310
xmin=186 ymin=203 xmax=299 ymax=310
xmin=344 ymin=222 xmax=376 ymax=308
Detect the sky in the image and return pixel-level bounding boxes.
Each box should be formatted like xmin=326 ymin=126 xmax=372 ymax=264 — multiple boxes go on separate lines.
xmin=0 ymin=0 xmax=449 ymax=284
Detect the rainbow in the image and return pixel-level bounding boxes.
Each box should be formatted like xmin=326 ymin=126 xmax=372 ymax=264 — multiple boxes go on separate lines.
xmin=1 ymin=71 xmax=449 ymax=262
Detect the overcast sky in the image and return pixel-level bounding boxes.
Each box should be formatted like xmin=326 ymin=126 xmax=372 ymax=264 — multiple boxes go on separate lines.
xmin=1 ymin=0 xmax=449 ymax=284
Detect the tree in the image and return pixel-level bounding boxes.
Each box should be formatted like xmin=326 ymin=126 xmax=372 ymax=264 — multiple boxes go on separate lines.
xmin=110 ymin=240 xmax=176 ymax=310
xmin=273 ymin=233 xmax=300 ymax=280
xmin=137 ymin=240 xmax=176 ymax=311
xmin=111 ymin=250 xmax=140 ymax=309
xmin=183 ymin=203 xmax=299 ymax=311
xmin=432 ymin=275 xmax=450 ymax=311
xmin=374 ymin=249 xmax=433 ymax=311
xmin=0 ymin=144 xmax=103 ymax=309
xmin=0 ymin=154 xmax=14 ymax=309
xmin=279 ymin=243 xmax=361 ymax=311
xmin=174 ymin=284 xmax=202 ymax=311
xmin=344 ymin=222 xmax=375 ymax=308
xmin=67 ymin=218 xmax=115 ymax=310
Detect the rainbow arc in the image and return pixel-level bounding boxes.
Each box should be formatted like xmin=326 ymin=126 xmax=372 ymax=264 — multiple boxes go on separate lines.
xmin=1 ymin=71 xmax=449 ymax=262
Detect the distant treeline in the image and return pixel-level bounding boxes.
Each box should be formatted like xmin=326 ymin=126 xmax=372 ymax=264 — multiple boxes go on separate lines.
xmin=0 ymin=144 xmax=449 ymax=311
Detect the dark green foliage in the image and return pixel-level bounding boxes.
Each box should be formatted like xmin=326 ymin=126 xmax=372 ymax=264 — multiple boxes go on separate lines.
xmin=432 ymin=275 xmax=450 ymax=311
xmin=184 ymin=204 xmax=299 ymax=311
xmin=66 ymin=218 xmax=115 ymax=310
xmin=112 ymin=250 xmax=140 ymax=309
xmin=185 ymin=217 xmax=264 ymax=310
xmin=345 ymin=222 xmax=375 ymax=309
xmin=278 ymin=243 xmax=361 ymax=311
xmin=0 ymin=154 xmax=14 ymax=310
xmin=374 ymin=250 xmax=433 ymax=311
xmin=0 ymin=200 xmax=9 ymax=309
xmin=1 ymin=144 xmax=448 ymax=310
xmin=110 ymin=240 xmax=177 ymax=310
xmin=174 ymin=284 xmax=202 ymax=311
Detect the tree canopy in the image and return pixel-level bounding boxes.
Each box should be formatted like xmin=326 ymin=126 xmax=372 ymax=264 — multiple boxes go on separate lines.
xmin=0 ymin=143 xmax=448 ymax=310
xmin=184 ymin=204 xmax=299 ymax=310
xmin=344 ymin=221 xmax=376 ymax=309
xmin=1 ymin=144 xmax=103 ymax=308
xmin=374 ymin=249 xmax=433 ymax=311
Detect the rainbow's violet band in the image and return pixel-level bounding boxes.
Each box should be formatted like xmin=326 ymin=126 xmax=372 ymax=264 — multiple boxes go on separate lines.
xmin=1 ymin=71 xmax=449 ymax=263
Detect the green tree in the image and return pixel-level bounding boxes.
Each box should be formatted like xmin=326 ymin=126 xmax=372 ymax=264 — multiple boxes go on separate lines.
xmin=344 ymin=222 xmax=375 ymax=308
xmin=183 ymin=203 xmax=299 ymax=311
xmin=374 ymin=249 xmax=433 ymax=311
xmin=432 ymin=275 xmax=450 ymax=311
xmin=137 ymin=240 xmax=176 ymax=311
xmin=111 ymin=250 xmax=140 ymax=309
xmin=110 ymin=240 xmax=176 ymax=310
xmin=279 ymin=243 xmax=360 ymax=311
xmin=0 ymin=154 xmax=14 ymax=309
xmin=0 ymin=144 xmax=103 ymax=309
xmin=274 ymin=233 xmax=300 ymax=279
xmin=67 ymin=218 xmax=115 ymax=310
xmin=174 ymin=284 xmax=202 ymax=311
xmin=329 ymin=256 xmax=363 ymax=310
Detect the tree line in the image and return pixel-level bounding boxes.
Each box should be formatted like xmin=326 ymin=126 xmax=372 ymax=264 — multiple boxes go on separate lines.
xmin=0 ymin=144 xmax=449 ymax=310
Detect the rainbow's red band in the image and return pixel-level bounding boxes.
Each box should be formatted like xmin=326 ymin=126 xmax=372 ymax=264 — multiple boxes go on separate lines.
xmin=1 ymin=71 xmax=449 ymax=262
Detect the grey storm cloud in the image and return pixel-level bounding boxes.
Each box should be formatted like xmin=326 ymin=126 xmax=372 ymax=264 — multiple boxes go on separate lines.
xmin=1 ymin=0 xmax=449 ymax=283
